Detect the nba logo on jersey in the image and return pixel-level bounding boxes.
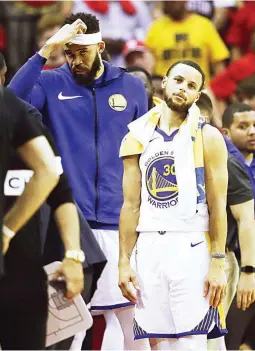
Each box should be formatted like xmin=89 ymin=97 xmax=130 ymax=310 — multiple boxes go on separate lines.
xmin=145 ymin=153 xmax=178 ymax=208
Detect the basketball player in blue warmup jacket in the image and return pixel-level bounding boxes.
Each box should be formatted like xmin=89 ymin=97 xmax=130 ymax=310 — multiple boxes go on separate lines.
xmin=9 ymin=12 xmax=148 ymax=350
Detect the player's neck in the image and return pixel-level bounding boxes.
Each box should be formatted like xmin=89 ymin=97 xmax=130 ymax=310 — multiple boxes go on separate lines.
xmin=159 ymin=108 xmax=186 ymax=135
xmin=243 ymin=151 xmax=254 ymax=165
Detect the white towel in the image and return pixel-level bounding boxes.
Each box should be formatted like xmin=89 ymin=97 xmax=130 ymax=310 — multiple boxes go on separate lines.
xmin=122 ymin=100 xmax=202 ymax=220
xmin=174 ymin=103 xmax=201 ymax=219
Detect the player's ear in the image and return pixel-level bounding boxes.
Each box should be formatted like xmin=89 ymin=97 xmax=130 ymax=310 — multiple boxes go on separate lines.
xmin=222 ymin=128 xmax=231 ymax=140
xmin=98 ymin=42 xmax=105 ymax=54
xmin=162 ymin=76 xmax=168 ymax=89
xmin=194 ymin=92 xmax=201 ymax=103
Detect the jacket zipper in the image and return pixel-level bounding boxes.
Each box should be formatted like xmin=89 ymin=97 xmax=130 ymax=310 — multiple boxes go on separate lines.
xmin=92 ymin=88 xmax=99 ymax=221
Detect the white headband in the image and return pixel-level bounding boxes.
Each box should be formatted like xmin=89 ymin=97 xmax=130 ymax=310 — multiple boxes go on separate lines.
xmin=70 ymin=32 xmax=102 ymax=45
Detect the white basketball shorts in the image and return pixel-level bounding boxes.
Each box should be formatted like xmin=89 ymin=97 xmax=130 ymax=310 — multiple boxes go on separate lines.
xmin=133 ymin=231 xmax=227 ymax=340
xmin=90 ymin=229 xmax=134 ymax=311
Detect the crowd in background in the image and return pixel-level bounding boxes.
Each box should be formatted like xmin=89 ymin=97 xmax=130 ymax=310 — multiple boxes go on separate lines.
xmin=1 ymin=1 xmax=255 ymax=350
xmin=2 ymin=0 xmax=255 ymax=128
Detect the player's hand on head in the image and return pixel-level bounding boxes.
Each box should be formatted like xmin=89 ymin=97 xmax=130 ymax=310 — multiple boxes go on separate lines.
xmin=204 ymin=259 xmax=227 ymax=308
xmin=53 ymin=258 xmax=84 ymax=299
xmin=46 ymin=19 xmax=87 ymax=48
xmin=237 ymin=273 xmax=255 ymax=311
xmin=119 ymin=263 xmax=139 ymax=304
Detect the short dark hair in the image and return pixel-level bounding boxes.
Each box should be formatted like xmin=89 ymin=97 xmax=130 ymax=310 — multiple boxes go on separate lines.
xmin=236 ymin=75 xmax=255 ymax=100
xmin=222 ymin=103 xmax=254 ymax=128
xmin=0 ymin=52 xmax=6 ymax=70
xmin=64 ymin=12 xmax=100 ymax=34
xmin=151 ymin=74 xmax=163 ymax=81
xmin=197 ymin=92 xmax=213 ymax=119
xmin=126 ymin=66 xmax=152 ymax=84
xmin=166 ymin=60 xmax=205 ymax=91
xmin=125 ymin=51 xmax=144 ymax=65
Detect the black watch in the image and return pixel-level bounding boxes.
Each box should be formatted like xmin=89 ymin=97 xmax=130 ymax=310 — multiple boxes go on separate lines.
xmin=241 ymin=266 xmax=255 ymax=274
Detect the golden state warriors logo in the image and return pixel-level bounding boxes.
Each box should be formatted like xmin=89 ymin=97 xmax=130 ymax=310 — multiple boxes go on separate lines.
xmin=108 ymin=94 xmax=127 ymax=111
xmin=146 ymin=155 xmax=178 ymax=208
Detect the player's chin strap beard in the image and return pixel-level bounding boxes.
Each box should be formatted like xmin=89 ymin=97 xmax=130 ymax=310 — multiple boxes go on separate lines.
xmin=72 ymin=53 xmax=101 ymax=86
xmin=69 ymin=30 xmax=103 ymax=86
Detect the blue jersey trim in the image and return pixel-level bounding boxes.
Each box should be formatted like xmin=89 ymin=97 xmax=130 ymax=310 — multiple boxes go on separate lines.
xmin=90 ymin=302 xmax=134 ymax=311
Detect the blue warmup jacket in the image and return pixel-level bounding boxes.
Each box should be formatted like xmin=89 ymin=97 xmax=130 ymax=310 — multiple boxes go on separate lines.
xmin=9 ymin=54 xmax=148 ymax=226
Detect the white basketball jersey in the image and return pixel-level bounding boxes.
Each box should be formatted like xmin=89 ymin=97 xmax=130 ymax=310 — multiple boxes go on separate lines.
xmin=137 ymin=127 xmax=209 ymax=232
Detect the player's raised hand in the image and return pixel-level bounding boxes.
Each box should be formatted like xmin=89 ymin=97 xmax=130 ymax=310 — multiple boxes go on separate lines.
xmin=119 ymin=262 xmax=139 ymax=304
xmin=204 ymin=258 xmax=227 ymax=308
xmin=46 ymin=19 xmax=87 ymax=47
xmin=39 ymin=19 xmax=87 ymax=59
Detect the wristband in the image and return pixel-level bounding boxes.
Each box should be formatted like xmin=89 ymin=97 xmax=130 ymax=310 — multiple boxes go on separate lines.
xmin=212 ymin=254 xmax=225 ymax=259
xmin=241 ymin=266 xmax=255 ymax=274
xmin=3 ymin=225 xmax=15 ymax=239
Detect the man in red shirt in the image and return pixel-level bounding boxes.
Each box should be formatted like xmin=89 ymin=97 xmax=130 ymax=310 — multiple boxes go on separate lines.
xmin=210 ymin=29 xmax=255 ymax=102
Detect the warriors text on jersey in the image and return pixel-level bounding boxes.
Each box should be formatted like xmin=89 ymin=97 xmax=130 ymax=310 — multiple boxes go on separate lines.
xmin=137 ymin=126 xmax=209 ymax=232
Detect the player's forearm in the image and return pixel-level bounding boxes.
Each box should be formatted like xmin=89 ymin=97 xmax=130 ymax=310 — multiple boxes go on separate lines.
xmin=238 ymin=219 xmax=255 ymax=266
xmin=8 ymin=53 xmax=45 ymax=100
xmin=119 ymin=206 xmax=139 ymax=264
xmin=209 ymin=201 xmax=227 ymax=255
xmin=4 ymin=168 xmax=59 ymax=233
xmin=53 ymin=202 xmax=81 ymax=251
xmin=39 ymin=44 xmax=56 ymax=60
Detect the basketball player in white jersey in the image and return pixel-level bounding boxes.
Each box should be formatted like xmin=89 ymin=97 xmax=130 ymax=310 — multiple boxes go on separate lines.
xmin=118 ymin=60 xmax=228 ymax=350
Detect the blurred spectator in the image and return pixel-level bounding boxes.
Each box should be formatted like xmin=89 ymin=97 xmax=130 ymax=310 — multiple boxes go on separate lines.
xmin=72 ymin=0 xmax=152 ymax=67
xmin=123 ymin=39 xmax=155 ymax=74
xmin=0 ymin=24 xmax=6 ymax=52
xmin=1 ymin=1 xmax=73 ymax=78
xmin=209 ymin=28 xmax=255 ymax=120
xmin=147 ymin=1 xmax=164 ymax=20
xmin=0 ymin=2 xmax=6 ymax=54
xmin=36 ymin=14 xmax=66 ymax=69
xmin=145 ymin=1 xmax=229 ymax=85
xmin=210 ymin=29 xmax=255 ymax=101
xmin=226 ymin=1 xmax=255 ymax=60
xmin=14 ymin=1 xmax=73 ymax=17
xmin=236 ymin=75 xmax=255 ymax=110
xmin=188 ymin=0 xmax=240 ymax=46
xmin=212 ymin=0 xmax=239 ymax=38
xmin=151 ymin=74 xmax=164 ymax=100
xmin=126 ymin=66 xmax=154 ymax=109
xmin=187 ymin=0 xmax=215 ymax=20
